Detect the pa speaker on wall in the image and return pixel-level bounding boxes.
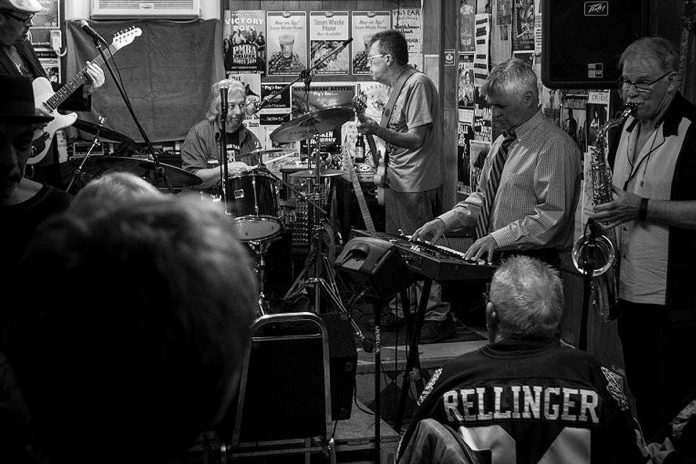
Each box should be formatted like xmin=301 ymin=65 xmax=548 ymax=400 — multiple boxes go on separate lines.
xmin=541 ymin=0 xmax=648 ymax=89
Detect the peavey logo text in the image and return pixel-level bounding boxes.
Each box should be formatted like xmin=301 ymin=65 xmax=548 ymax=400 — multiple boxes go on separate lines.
xmin=585 ymin=1 xmax=609 ymax=16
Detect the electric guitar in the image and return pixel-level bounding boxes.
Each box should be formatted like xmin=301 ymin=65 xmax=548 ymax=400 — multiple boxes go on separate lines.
xmin=342 ymin=149 xmax=376 ymax=233
xmin=29 ymin=27 xmax=142 ymax=165
xmin=352 ymin=90 xmax=388 ymax=206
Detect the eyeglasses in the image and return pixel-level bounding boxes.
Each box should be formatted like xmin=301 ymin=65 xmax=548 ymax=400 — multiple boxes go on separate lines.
xmin=618 ymin=71 xmax=673 ymax=94
xmin=1 ymin=10 xmax=34 ymax=25
xmin=482 ymin=292 xmax=492 ymax=305
xmin=367 ymin=54 xmax=388 ymax=65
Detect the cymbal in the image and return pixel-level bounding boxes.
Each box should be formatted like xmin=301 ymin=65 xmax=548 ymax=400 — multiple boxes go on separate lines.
xmin=79 ymin=156 xmax=202 ymax=186
xmin=270 ymin=107 xmax=354 ymax=144
xmin=289 ymin=169 xmax=344 ymax=178
xmin=73 ymin=119 xmax=136 ymax=145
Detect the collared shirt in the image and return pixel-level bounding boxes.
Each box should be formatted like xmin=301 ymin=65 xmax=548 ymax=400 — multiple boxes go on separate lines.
xmin=384 ymin=72 xmax=443 ymax=193
xmin=439 ymin=110 xmax=581 ymax=250
xmin=180 ymin=119 xmax=262 ymax=172
xmin=612 ymin=93 xmax=696 ymax=307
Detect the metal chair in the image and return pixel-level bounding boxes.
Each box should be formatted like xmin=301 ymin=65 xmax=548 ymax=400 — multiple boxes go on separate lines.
xmin=223 ymin=312 xmax=336 ymax=464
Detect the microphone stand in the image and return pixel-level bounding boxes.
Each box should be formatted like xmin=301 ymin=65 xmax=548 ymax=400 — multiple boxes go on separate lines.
xmin=579 ymin=219 xmax=599 ymax=351
xmin=66 ymin=116 xmax=106 ymax=194
xmin=90 ymin=34 xmax=172 ymax=192
xmin=219 ymin=88 xmax=230 ymax=212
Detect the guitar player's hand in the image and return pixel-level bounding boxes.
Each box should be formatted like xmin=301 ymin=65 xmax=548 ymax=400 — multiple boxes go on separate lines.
xmin=356 ymin=117 xmax=380 ymax=136
xmin=412 ymin=219 xmax=447 ymax=244
xmin=82 ymin=61 xmax=105 ymax=97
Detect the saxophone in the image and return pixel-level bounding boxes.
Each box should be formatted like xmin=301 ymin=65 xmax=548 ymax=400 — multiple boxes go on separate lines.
xmin=571 ymin=103 xmax=636 ymax=319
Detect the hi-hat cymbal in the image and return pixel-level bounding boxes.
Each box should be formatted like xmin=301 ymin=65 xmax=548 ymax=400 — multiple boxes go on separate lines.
xmin=289 ymin=169 xmax=344 ymax=178
xmin=77 ymin=156 xmax=202 ymax=187
xmin=270 ymin=107 xmax=354 ymax=144
xmin=73 ymin=119 xmax=136 ymax=146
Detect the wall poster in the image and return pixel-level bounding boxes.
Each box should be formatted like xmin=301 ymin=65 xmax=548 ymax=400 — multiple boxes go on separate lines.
xmin=309 ymin=11 xmax=350 ymax=75
xmin=266 ymin=11 xmax=308 ymax=76
xmin=351 ymin=11 xmax=391 ymax=75
xmin=223 ymin=8 xmax=266 ymax=75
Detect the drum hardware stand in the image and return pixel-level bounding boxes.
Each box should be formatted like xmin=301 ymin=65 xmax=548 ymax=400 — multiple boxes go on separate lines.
xmin=66 ymin=116 xmax=106 ymax=194
xmin=248 ymin=238 xmax=275 ymax=317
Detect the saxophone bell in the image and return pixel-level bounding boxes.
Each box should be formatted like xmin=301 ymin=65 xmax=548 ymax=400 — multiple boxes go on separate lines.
xmin=571 ymin=220 xmax=616 ymax=277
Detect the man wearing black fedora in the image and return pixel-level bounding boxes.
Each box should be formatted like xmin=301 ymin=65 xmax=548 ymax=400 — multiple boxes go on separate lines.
xmin=0 ymin=0 xmax=105 ymax=188
xmin=0 ymin=75 xmax=72 ymax=283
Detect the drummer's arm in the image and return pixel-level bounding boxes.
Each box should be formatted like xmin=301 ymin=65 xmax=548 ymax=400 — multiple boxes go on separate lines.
xmin=193 ymin=162 xmax=249 ymax=190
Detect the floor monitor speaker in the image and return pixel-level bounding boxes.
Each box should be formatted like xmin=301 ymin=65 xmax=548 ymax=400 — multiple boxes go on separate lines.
xmin=541 ymin=0 xmax=648 ymax=88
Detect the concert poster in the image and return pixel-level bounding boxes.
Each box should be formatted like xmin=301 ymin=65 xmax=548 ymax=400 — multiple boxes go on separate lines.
xmin=473 ymin=86 xmax=492 ymax=142
xmin=260 ymin=83 xmax=291 ymax=113
xmin=351 ymin=11 xmax=391 ymax=75
xmin=36 ymin=50 xmax=60 ymax=83
xmin=512 ymin=50 xmax=533 ymax=68
xmin=266 ymin=11 xmax=308 ymax=76
xmin=469 ymin=140 xmax=491 ymax=192
xmin=512 ymin=0 xmax=534 ymax=51
xmin=223 ymin=8 xmax=266 ymax=75
xmin=33 ymin=0 xmax=60 ymax=28
xmin=459 ymin=0 xmax=476 ymax=52
xmin=562 ymin=91 xmax=588 ymax=154
xmin=458 ymin=122 xmax=475 ymax=193
xmin=309 ymin=11 xmax=350 ymax=76
xmin=290 ymin=83 xmax=355 ymax=117
xmin=495 ymin=0 xmax=513 ymax=41
xmin=586 ymin=90 xmax=610 ymax=151
xmin=226 ymin=73 xmax=262 ymax=121
xmin=458 ymin=54 xmax=475 ymax=109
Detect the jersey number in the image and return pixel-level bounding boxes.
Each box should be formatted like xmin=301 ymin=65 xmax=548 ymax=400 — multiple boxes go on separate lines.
xmin=459 ymin=425 xmax=590 ymax=463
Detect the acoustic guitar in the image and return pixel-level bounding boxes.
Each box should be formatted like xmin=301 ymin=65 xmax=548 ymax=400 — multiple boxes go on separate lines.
xmin=29 ymin=27 xmax=142 ymax=165
xmin=352 ymin=89 xmax=388 ymax=206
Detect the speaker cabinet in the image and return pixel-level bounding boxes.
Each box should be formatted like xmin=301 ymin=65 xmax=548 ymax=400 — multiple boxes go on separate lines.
xmin=542 ymin=0 xmax=648 ymax=88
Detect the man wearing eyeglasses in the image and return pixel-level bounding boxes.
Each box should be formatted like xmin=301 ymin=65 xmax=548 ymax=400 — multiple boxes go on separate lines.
xmin=590 ymin=37 xmax=696 ymax=439
xmin=0 ymin=0 xmax=104 ymax=189
xmin=355 ymin=29 xmax=453 ymax=342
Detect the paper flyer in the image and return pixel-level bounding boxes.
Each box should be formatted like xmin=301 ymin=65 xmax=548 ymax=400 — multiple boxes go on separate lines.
xmin=33 ymin=0 xmax=59 ymax=28
xmin=226 ymin=73 xmax=262 ymax=122
xmin=392 ymin=8 xmax=422 ymax=54
xmin=474 ymin=14 xmax=490 ymax=86
xmin=309 ymin=11 xmax=350 ymax=75
xmin=351 ymin=11 xmax=391 ymax=75
xmin=266 ymin=11 xmax=308 ymax=76
xmin=512 ymin=0 xmax=535 ymax=51
xmin=223 ymin=9 xmax=266 ymax=75
xmin=562 ymin=92 xmax=589 ymax=153
xmin=469 ymin=140 xmax=491 ymax=192
xmin=459 ymin=0 xmax=476 ymax=52
xmin=586 ymin=90 xmax=611 ymax=150
xmin=458 ymin=54 xmax=475 ymax=110
xmin=474 ymin=86 xmax=492 ymax=142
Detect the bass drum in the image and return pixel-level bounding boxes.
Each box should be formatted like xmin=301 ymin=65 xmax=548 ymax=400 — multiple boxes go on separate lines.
xmin=227 ymin=170 xmax=282 ymax=241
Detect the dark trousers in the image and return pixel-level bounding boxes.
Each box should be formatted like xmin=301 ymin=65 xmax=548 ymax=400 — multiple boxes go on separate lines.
xmin=617 ymin=299 xmax=696 ymax=440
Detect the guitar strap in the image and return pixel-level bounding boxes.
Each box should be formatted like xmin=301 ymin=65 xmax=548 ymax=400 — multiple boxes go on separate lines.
xmin=380 ymin=67 xmax=418 ymax=128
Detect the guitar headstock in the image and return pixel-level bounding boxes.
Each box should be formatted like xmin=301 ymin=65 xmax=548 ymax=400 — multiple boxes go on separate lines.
xmin=352 ymin=92 xmax=367 ymax=118
xmin=112 ymin=27 xmax=142 ymax=51
xmin=684 ymin=0 xmax=696 ymax=30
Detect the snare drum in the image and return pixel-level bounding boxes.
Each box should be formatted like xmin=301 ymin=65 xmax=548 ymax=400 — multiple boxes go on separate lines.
xmin=227 ymin=170 xmax=282 ymax=241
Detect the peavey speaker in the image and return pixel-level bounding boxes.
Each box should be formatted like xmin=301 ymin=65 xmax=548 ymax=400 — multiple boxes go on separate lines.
xmin=542 ymin=0 xmax=648 ymax=88
xmin=334 ymin=237 xmax=414 ymax=300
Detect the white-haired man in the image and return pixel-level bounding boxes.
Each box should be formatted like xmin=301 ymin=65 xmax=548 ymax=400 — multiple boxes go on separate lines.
xmin=181 ymin=79 xmax=262 ymax=190
xmin=398 ymin=256 xmax=649 ymax=464
xmin=412 ymin=58 xmax=581 ymax=340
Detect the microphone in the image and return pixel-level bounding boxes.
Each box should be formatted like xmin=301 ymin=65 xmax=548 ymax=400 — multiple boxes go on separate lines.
xmin=219 ymin=86 xmax=229 ymax=122
xmin=336 ymin=37 xmax=353 ymax=53
xmin=79 ymin=20 xmax=108 ymax=45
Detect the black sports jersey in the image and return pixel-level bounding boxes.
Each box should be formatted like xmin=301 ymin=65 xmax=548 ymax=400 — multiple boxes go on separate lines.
xmin=399 ymin=340 xmax=649 ymax=464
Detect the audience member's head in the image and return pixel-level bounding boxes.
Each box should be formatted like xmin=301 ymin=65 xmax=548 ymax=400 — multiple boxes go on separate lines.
xmin=4 ymin=194 xmax=258 ymax=464
xmin=486 ymin=255 xmax=563 ymax=343
xmin=0 ymin=74 xmax=52 ymax=203
xmin=68 ymin=171 xmax=165 ymax=218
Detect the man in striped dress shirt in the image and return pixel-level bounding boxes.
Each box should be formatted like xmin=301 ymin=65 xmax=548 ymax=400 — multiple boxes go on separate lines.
xmin=412 ymin=58 xmax=581 ymax=330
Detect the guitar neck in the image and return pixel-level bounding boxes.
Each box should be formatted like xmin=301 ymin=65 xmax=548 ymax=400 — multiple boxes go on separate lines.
xmin=343 ymin=152 xmax=376 ymax=232
xmin=44 ymin=43 xmax=116 ymax=111
xmin=365 ymin=133 xmax=380 ymax=167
